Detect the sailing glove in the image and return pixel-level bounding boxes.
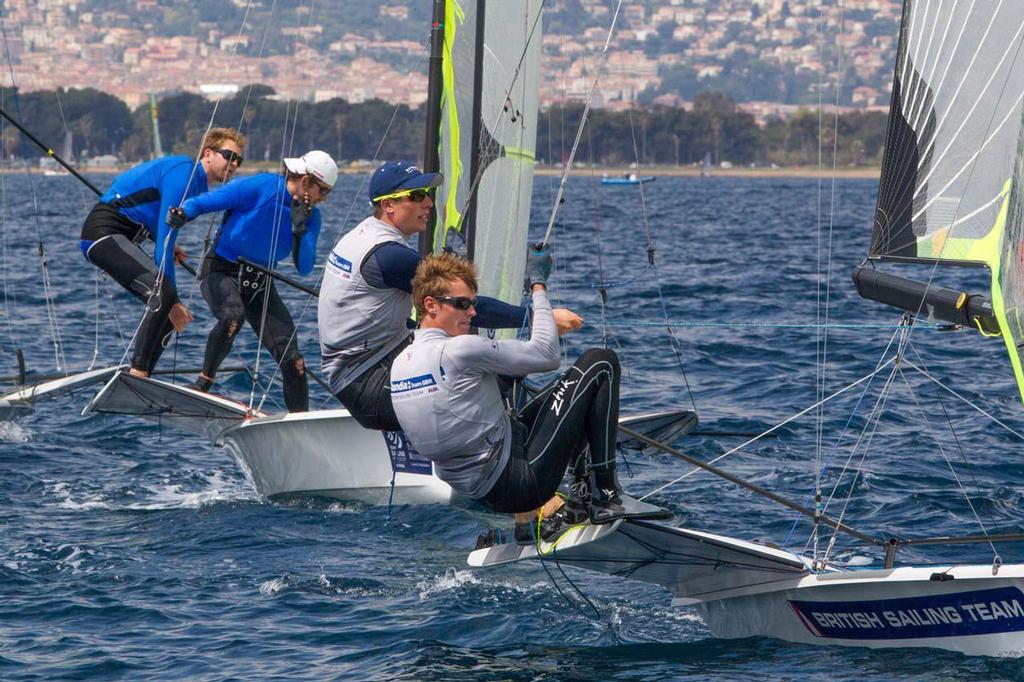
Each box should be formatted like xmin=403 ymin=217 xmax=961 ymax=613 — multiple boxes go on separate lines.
xmin=525 ymin=242 xmax=553 ymax=289
xmin=166 ymin=206 xmax=188 ymax=229
xmin=291 ymin=198 xmax=312 ymax=237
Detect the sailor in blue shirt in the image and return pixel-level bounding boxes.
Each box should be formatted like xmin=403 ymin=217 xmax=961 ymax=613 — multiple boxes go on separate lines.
xmin=79 ymin=127 xmax=245 ymax=377
xmin=169 ymin=150 xmax=337 ymax=412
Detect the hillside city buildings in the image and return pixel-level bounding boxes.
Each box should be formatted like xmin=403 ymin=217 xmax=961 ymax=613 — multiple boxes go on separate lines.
xmin=2 ymin=0 xmax=900 ymax=122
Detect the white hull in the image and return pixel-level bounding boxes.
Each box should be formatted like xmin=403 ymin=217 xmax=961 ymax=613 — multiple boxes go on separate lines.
xmin=214 ymin=407 xmax=696 ymax=504
xmin=469 ymin=520 xmax=1024 ymax=656
xmin=214 ymin=408 xmax=454 ymax=505
xmin=697 ymin=564 xmax=1024 ymax=657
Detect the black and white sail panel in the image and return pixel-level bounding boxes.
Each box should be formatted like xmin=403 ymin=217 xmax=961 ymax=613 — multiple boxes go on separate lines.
xmin=871 ymin=2 xmax=1024 ymax=402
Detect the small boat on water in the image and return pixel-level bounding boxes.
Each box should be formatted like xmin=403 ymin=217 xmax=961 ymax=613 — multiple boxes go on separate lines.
xmin=601 ymin=173 xmax=656 ymax=185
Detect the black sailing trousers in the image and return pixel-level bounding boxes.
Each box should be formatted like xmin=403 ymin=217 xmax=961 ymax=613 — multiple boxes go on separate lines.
xmin=199 ymin=255 xmax=308 ymax=412
xmin=81 ymin=202 xmax=177 ymax=374
xmin=482 ymin=347 xmax=621 ymax=513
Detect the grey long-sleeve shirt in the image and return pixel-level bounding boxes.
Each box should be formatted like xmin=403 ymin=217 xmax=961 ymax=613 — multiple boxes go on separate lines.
xmin=390 ymin=288 xmax=560 ymax=498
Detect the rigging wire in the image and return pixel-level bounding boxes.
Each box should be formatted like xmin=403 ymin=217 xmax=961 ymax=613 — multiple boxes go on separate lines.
xmin=249 ymin=3 xmax=431 ymax=411
xmin=895 ymin=363 xmax=998 ymax=559
xmin=540 ymin=0 xmax=622 ymax=247
xmin=0 ymin=8 xmax=67 ymax=373
xmin=638 ymin=358 xmax=897 ymax=502
xmin=0 ymin=86 xmax=15 ymax=361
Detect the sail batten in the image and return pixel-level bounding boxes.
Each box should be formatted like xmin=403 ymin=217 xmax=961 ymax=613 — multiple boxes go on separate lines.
xmin=435 ymin=0 xmax=541 ymax=306
xmin=868 ymin=1 xmax=1024 ymax=404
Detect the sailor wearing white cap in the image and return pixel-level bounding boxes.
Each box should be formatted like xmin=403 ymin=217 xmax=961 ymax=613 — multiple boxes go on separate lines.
xmin=167 ymin=150 xmax=338 ymax=411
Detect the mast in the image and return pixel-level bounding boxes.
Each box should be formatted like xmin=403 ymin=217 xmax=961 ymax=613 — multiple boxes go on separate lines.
xmin=464 ymin=0 xmax=486 ymax=261
xmin=149 ymin=93 xmax=163 ymax=158
xmin=420 ymin=0 xmax=446 ymax=257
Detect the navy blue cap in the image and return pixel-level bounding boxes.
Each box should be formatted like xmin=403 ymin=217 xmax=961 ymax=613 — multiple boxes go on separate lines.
xmin=369 ymin=161 xmax=443 ymax=203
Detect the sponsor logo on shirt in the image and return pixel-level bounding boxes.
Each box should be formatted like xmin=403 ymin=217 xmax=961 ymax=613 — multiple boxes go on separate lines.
xmin=391 ymin=373 xmax=438 ymax=394
xmin=327 ymin=251 xmax=352 ymax=277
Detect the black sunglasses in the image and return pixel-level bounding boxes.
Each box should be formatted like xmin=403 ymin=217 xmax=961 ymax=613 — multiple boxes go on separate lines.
xmin=310 ymin=178 xmax=332 ymax=194
xmin=433 ymin=295 xmax=477 ymax=311
xmin=214 ymin=148 xmax=244 ymax=166
xmin=405 ymin=189 xmax=430 ymax=203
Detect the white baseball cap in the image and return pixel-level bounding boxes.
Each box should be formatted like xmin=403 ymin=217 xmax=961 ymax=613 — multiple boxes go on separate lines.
xmin=283 ymin=150 xmax=338 ymax=188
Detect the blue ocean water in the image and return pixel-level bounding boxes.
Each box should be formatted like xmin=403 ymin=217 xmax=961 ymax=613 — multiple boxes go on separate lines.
xmin=1 ymin=171 xmax=1023 ymax=680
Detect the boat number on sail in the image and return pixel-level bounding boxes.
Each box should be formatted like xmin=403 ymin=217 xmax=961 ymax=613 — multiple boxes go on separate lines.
xmin=790 ymin=587 xmax=1024 ymax=640
xmin=381 ymin=430 xmax=432 ymax=475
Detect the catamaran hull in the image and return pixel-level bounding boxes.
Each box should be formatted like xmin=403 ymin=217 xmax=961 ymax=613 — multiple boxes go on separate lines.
xmin=214 ymin=409 xmax=455 ymax=505
xmin=694 ymin=565 xmax=1024 ymax=657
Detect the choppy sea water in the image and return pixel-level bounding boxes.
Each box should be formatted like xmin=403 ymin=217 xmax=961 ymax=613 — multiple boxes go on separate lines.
xmin=1 ymin=171 xmax=1023 ymax=680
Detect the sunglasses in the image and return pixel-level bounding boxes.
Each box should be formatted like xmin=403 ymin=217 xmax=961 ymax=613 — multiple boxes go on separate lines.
xmin=310 ymin=178 xmax=332 ymax=195
xmin=433 ymin=295 xmax=477 ymax=311
xmin=214 ymin=148 xmax=244 ymax=166
xmin=374 ymin=188 xmax=432 ymax=203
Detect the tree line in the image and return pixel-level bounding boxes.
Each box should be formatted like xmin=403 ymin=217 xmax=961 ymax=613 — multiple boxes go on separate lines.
xmin=0 ymin=86 xmax=889 ymax=169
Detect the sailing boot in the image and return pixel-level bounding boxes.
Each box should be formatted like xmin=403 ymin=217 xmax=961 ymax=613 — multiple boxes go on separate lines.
xmin=515 ymin=483 xmax=591 ymax=545
xmin=475 ymin=527 xmax=507 ymax=550
xmin=537 ymin=488 xmax=590 ymax=541
xmin=589 ymin=470 xmax=673 ymax=524
xmin=186 ymin=375 xmax=213 ymax=393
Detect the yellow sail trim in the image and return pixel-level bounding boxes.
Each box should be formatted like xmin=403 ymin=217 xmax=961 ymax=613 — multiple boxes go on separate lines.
xmin=971 ymin=178 xmax=1024 ymax=405
xmin=437 ymin=0 xmax=465 ymax=253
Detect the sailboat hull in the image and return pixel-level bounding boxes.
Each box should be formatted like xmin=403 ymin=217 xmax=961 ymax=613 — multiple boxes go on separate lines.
xmin=214 ymin=407 xmax=697 ymax=505
xmin=214 ymin=409 xmax=455 ymax=505
xmin=697 ymin=564 xmax=1024 ymax=657
xmin=470 ymin=519 xmax=1024 ymax=657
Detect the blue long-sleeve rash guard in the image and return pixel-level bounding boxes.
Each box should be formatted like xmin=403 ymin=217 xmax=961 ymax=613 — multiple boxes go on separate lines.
xmin=100 ymin=155 xmax=209 ymax=287
xmin=363 ymin=241 xmax=526 ymax=329
xmin=179 ymin=173 xmax=321 ymax=276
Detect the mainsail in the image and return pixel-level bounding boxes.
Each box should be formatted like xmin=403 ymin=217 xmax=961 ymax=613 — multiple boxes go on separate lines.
xmin=863 ymin=1 xmax=1024 ymax=403
xmin=431 ymin=0 xmax=542 ymax=305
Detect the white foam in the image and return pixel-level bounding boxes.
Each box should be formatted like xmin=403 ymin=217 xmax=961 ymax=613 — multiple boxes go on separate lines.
xmin=417 ymin=567 xmax=551 ymax=600
xmin=417 ymin=567 xmax=482 ymax=598
xmin=122 ymin=470 xmax=255 ymax=510
xmin=50 ymin=481 xmax=110 ymax=511
xmin=0 ymin=421 xmax=30 ymax=442
xmin=259 ymin=576 xmax=288 ymax=596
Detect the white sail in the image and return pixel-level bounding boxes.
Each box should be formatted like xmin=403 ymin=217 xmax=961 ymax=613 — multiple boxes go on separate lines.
xmin=434 ymin=0 xmax=542 ymax=305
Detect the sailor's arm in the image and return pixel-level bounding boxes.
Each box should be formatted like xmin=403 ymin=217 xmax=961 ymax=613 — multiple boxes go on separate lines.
xmin=456 ymin=285 xmax=560 ymax=376
xmin=292 ymin=209 xmax=321 ymax=275
xmin=178 ymin=177 xmax=255 ymax=220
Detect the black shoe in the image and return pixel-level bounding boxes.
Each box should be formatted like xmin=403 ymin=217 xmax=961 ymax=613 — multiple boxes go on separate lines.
xmin=537 ymin=497 xmax=589 ymax=541
xmin=514 ymin=498 xmax=590 ymax=546
xmin=475 ymin=527 xmax=507 ymax=550
xmin=514 ymin=520 xmax=538 ymax=545
xmin=589 ymin=487 xmax=673 ymax=524
xmin=185 ymin=376 xmax=212 ymax=393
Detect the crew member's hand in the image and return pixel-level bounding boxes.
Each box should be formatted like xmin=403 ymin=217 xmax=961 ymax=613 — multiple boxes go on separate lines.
xmin=553 ymin=308 xmax=583 ymax=336
xmin=291 ymin=197 xmax=312 ymax=237
xmin=173 ymin=245 xmax=188 ymax=265
xmin=525 ymin=242 xmax=553 ymax=290
xmin=168 ymin=302 xmax=194 ymax=333
xmin=166 ymin=206 xmax=188 ymax=229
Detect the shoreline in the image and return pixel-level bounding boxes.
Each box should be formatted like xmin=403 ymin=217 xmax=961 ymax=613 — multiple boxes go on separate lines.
xmin=23 ymin=164 xmax=882 ymax=180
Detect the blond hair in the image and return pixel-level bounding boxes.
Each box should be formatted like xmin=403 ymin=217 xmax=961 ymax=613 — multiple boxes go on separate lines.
xmin=412 ymin=252 xmax=478 ymax=318
xmin=202 ymin=127 xmax=246 ymax=153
